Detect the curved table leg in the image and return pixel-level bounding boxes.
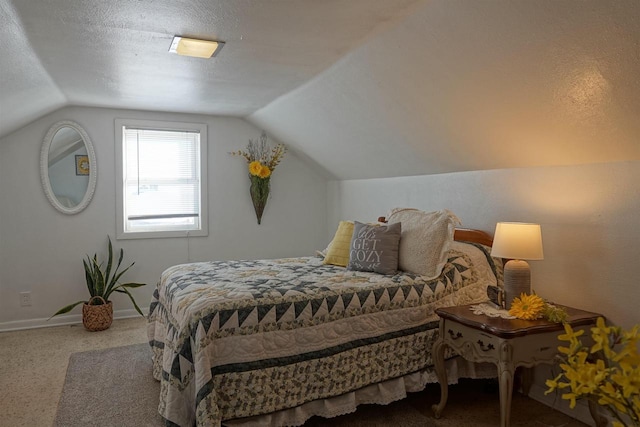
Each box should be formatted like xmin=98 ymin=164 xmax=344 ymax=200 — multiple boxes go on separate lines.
xmin=498 ymin=342 xmax=514 ymax=427
xmin=431 ymin=337 xmax=448 ymax=419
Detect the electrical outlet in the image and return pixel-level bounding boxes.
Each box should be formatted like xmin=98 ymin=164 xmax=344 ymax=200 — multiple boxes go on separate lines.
xmin=20 ymin=292 xmax=32 ymax=307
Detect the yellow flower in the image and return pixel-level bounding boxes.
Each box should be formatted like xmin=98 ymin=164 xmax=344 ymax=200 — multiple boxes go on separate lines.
xmin=615 ymin=325 xmax=640 ymax=365
xmin=545 ymin=374 xmax=565 ymax=394
xmin=559 ymin=322 xmax=585 ymax=341
xmin=590 ymin=317 xmax=616 ymax=358
xmin=508 ymin=293 xmax=545 ymax=320
xmin=258 ymin=165 xmax=271 ymax=178
xmin=249 ymin=161 xmax=263 ymax=176
xmin=612 ymin=363 xmax=640 ymax=399
xmin=558 ymin=322 xmax=585 ymax=355
xmin=562 ymin=391 xmax=579 ymax=409
xmin=547 ymin=318 xmax=640 ymax=426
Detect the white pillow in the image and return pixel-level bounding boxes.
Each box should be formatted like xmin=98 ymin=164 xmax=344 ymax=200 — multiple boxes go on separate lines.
xmin=387 ymin=208 xmax=461 ymax=279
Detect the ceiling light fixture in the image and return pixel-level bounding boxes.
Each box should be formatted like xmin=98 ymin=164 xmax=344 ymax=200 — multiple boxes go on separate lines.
xmin=169 ymin=36 xmax=224 ymax=59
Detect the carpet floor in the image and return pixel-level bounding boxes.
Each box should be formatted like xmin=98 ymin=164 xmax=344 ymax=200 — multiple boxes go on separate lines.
xmin=53 ymin=342 xmax=588 ymax=427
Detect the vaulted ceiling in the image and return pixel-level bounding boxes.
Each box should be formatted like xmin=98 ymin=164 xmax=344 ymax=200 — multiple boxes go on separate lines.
xmin=2 ymin=0 xmax=639 ymax=180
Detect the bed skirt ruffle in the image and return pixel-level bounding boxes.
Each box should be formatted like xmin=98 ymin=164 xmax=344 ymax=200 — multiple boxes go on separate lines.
xmin=225 ymin=358 xmax=496 ymax=427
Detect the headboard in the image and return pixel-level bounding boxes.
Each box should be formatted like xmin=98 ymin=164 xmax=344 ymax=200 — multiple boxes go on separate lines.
xmin=377 ymin=217 xmax=493 ymax=247
xmin=453 ymin=228 xmax=493 ymax=247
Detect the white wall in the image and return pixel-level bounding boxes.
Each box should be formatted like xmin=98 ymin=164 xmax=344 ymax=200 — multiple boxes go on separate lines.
xmin=328 ymin=161 xmax=640 ymax=330
xmin=0 ymin=106 xmax=328 ymax=329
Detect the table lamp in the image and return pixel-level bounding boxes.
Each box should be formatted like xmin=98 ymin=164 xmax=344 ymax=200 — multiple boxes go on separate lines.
xmin=490 ymin=222 xmax=544 ymax=309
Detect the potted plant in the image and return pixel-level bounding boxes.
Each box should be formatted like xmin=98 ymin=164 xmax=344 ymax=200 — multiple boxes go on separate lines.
xmin=51 ymin=237 xmax=146 ymax=331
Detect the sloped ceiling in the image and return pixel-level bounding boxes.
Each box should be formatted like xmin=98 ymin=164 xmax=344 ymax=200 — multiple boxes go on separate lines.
xmin=2 ymin=0 xmax=639 ymax=180
xmin=251 ymin=0 xmax=640 ymax=179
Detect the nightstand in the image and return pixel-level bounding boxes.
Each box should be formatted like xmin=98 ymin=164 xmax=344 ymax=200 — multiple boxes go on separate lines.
xmin=431 ymin=303 xmax=604 ymax=427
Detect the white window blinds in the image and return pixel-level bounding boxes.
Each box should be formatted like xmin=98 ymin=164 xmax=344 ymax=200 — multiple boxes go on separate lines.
xmin=122 ymin=127 xmax=201 ymax=233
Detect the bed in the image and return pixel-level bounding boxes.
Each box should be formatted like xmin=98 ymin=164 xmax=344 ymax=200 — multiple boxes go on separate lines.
xmin=148 ymin=210 xmax=503 ymax=427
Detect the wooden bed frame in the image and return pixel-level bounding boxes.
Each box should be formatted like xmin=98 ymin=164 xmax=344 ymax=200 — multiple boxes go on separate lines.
xmin=377 ymin=216 xmax=493 ymax=247
xmin=453 ymin=228 xmax=493 ymax=247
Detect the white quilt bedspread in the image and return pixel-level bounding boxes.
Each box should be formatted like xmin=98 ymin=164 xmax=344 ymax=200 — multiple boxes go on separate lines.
xmin=147 ymin=242 xmax=502 ymax=426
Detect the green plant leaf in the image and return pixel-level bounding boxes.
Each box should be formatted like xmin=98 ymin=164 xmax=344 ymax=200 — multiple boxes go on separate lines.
xmin=120 ymin=282 xmax=146 ymax=288
xmin=83 ymin=258 xmax=95 ymax=296
xmin=49 ymin=300 xmax=86 ymax=319
xmin=114 ymin=287 xmax=144 ymax=316
xmin=104 ymin=248 xmax=126 ymax=297
xmin=105 ymin=262 xmax=135 ymax=298
xmin=105 ymin=236 xmax=114 ymax=291
xmin=117 ymin=248 xmax=124 ymax=274
xmin=93 ymin=256 xmax=106 ymax=297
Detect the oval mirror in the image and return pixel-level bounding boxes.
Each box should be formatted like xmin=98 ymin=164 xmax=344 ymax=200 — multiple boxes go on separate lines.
xmin=40 ymin=120 xmax=97 ymax=214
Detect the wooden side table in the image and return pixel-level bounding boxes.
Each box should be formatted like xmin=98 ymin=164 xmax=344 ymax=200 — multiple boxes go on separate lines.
xmin=431 ymin=304 xmax=604 ymax=427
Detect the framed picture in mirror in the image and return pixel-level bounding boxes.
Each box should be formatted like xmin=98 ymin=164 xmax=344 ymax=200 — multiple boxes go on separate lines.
xmin=75 ymin=154 xmax=90 ymax=175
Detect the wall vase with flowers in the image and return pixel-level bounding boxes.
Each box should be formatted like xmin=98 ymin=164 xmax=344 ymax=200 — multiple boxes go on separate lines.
xmin=231 ymin=132 xmax=286 ymax=224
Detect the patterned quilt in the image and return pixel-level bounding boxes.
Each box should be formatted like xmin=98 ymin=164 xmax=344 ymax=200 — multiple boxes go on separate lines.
xmin=148 ymin=243 xmax=501 ymax=427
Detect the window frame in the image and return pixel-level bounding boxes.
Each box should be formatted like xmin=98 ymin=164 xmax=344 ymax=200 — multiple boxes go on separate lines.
xmin=115 ymin=118 xmax=208 ymax=240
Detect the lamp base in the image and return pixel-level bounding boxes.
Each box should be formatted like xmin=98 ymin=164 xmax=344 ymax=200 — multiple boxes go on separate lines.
xmin=503 ymin=259 xmax=531 ymax=309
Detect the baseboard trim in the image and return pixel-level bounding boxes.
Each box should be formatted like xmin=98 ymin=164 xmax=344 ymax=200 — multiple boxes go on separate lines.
xmin=0 ymin=307 xmax=149 ymax=332
xmin=528 ymin=382 xmax=605 ymax=427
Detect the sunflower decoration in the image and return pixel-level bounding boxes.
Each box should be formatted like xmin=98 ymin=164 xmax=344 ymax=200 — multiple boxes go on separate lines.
xmin=230 ymin=132 xmax=286 ymax=224
xmin=509 ymin=292 xmax=545 ymax=320
xmin=249 ymin=160 xmax=271 ymax=178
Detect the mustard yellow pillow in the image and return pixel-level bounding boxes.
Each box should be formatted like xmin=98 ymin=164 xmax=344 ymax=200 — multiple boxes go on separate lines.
xmin=323 ymin=221 xmax=355 ymax=267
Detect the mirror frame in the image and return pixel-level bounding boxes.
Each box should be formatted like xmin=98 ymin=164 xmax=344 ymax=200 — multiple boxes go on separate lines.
xmin=40 ymin=120 xmax=97 ymax=214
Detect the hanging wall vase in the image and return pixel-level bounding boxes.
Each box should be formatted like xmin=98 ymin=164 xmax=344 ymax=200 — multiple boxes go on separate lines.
xmin=250 ymin=175 xmax=270 ymax=224
xmin=230 ymin=131 xmax=286 ymax=225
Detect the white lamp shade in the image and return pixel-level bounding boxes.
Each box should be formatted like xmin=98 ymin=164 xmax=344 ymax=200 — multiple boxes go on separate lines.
xmin=490 ymin=222 xmax=544 ymax=260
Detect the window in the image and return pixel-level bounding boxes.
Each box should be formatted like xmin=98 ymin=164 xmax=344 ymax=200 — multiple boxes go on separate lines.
xmin=115 ymin=119 xmax=208 ymax=239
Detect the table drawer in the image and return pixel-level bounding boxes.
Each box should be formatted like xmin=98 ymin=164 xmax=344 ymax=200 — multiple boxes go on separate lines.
xmin=443 ymin=320 xmax=501 ymax=363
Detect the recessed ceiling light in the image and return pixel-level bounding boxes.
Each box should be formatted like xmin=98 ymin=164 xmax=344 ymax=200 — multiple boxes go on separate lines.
xmin=169 ymin=36 xmax=224 ymax=59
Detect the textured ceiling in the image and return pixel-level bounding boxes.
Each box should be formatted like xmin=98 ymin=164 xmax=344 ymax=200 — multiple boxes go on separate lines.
xmin=0 ymin=0 xmax=422 ymax=137
xmin=2 ymin=0 xmax=639 ymax=180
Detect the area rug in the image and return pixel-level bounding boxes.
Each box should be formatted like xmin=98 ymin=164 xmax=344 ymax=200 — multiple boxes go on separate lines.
xmin=54 ymin=343 xmax=163 ymax=427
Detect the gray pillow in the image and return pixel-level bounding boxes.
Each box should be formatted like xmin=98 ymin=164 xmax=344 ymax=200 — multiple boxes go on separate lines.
xmin=347 ymin=221 xmax=401 ymax=275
